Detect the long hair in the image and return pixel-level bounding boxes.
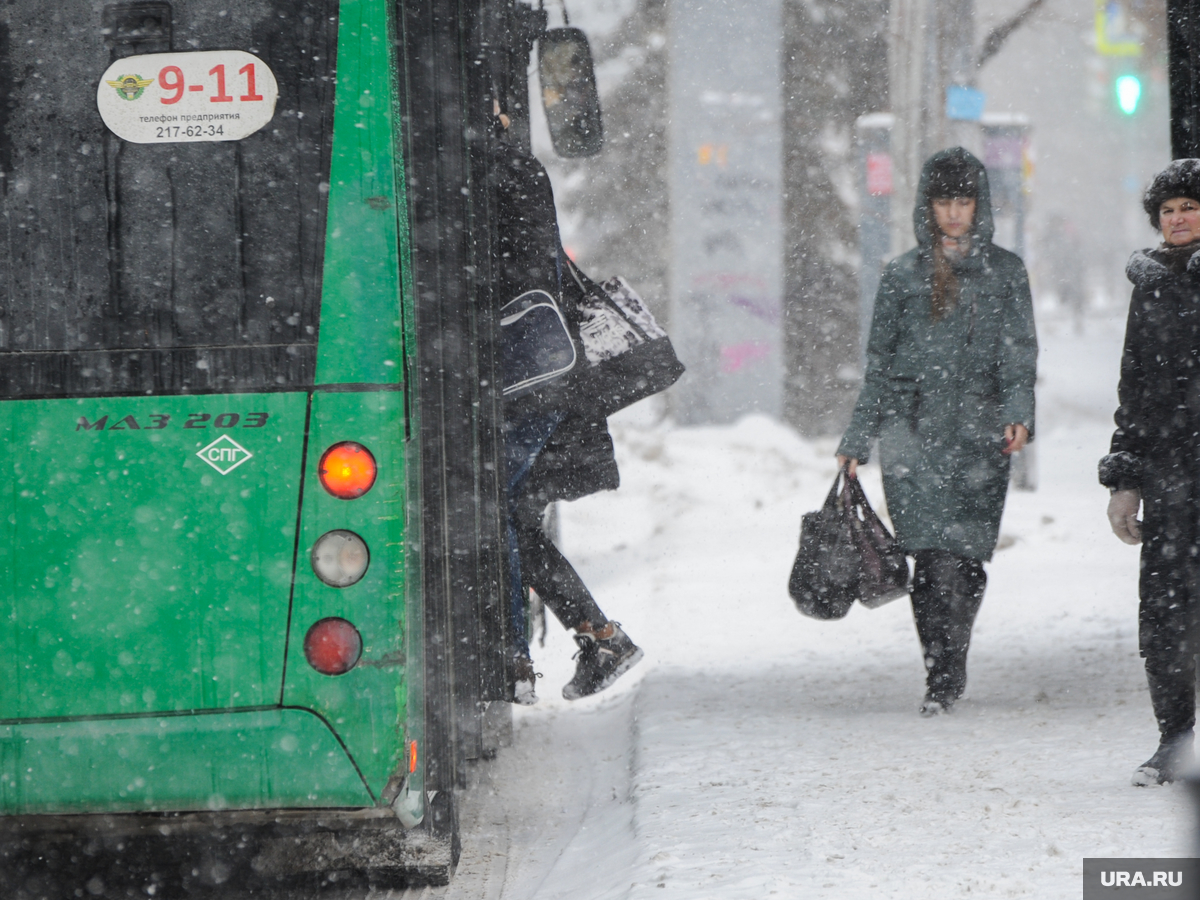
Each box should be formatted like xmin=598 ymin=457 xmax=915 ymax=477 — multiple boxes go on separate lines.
xmin=929 ymin=211 xmax=959 ymax=323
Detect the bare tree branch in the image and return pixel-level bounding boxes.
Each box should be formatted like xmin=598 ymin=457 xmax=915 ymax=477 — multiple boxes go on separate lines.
xmin=977 ymin=0 xmax=1048 ymax=69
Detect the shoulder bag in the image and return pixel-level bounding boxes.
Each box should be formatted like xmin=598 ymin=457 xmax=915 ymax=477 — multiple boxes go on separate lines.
xmin=500 ymin=288 xmax=577 ymax=399
xmin=563 ymin=257 xmax=685 ymax=416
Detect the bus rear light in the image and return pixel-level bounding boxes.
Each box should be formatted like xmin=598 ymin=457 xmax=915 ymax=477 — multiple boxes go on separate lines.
xmin=303 ymin=618 xmax=363 ymax=676
xmin=318 ymin=442 xmax=377 ymax=499
xmin=408 ymin=740 xmax=418 ymax=774
xmin=311 ymin=530 xmax=370 ymax=587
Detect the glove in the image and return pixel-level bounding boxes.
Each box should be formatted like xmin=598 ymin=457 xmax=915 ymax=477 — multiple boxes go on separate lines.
xmin=1107 ymin=490 xmax=1142 ymax=545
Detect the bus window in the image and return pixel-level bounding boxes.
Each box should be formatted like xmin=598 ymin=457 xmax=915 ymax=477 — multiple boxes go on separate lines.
xmin=0 ymin=0 xmax=337 ymax=399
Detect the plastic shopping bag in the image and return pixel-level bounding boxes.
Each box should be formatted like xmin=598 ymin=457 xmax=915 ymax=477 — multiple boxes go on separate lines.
xmin=788 ymin=469 xmax=908 ymax=619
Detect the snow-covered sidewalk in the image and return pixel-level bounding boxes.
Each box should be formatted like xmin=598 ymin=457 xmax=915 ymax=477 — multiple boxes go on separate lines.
xmin=429 ymin=311 xmax=1195 ymax=900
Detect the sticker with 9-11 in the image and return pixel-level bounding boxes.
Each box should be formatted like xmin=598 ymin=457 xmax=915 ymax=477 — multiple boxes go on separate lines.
xmin=96 ymin=50 xmax=278 ymax=144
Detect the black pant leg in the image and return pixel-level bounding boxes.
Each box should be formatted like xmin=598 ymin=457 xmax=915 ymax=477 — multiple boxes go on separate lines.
xmin=1138 ymin=501 xmax=1200 ymax=739
xmin=514 ymin=514 xmax=608 ymax=633
xmin=943 ymin=557 xmax=985 ymax=698
xmin=910 ymin=554 xmax=941 ymax=668
xmin=912 ymin=550 xmax=986 ymax=702
xmin=911 ymin=551 xmax=952 ymax=699
xmin=1144 ymin=652 xmax=1197 ymax=739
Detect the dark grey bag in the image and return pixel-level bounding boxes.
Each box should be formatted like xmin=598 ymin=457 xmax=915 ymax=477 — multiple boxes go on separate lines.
xmin=788 ymin=470 xmax=908 ymax=619
xmin=847 ymin=476 xmax=910 ymax=609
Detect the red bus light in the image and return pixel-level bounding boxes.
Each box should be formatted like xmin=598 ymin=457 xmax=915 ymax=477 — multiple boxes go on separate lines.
xmin=303 ymin=618 xmax=363 ymax=676
xmin=318 ymin=442 xmax=377 ymax=499
xmin=408 ymin=740 xmax=418 ymax=774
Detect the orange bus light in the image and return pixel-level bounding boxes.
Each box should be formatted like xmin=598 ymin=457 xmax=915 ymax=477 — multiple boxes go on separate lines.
xmin=318 ymin=442 xmax=377 ymax=499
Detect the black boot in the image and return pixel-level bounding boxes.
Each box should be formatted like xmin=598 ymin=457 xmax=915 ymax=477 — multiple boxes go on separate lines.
xmin=942 ymin=558 xmax=986 ymax=701
xmin=912 ymin=550 xmax=986 ymax=715
xmin=1134 ymin=655 xmax=1198 ymax=784
xmin=1132 ymin=730 xmax=1195 ymax=786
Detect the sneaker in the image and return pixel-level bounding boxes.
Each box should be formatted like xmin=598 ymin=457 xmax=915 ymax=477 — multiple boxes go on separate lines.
xmin=512 ymin=655 xmax=541 ymax=706
xmin=919 ymin=694 xmax=953 ymax=717
xmin=562 ymin=623 xmax=643 ymax=701
xmin=1132 ymin=731 xmax=1194 ymax=786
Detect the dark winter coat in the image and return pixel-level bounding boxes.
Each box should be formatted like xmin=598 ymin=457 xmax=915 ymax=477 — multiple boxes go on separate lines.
xmin=1099 ymin=243 xmax=1200 ymax=659
xmin=523 ymin=413 xmax=620 ymax=508
xmin=491 ymin=137 xmax=562 ymax=306
xmin=837 ymin=148 xmax=1038 ymax=562
xmin=491 ymin=135 xmax=620 ymax=506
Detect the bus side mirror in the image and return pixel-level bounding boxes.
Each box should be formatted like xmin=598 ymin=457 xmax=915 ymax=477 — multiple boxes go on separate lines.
xmin=538 ymin=27 xmax=604 ymax=158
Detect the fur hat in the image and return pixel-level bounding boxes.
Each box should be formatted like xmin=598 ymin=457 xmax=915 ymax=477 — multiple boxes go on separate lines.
xmin=923 ymin=155 xmax=979 ymax=201
xmin=1142 ymin=159 xmax=1200 ymax=228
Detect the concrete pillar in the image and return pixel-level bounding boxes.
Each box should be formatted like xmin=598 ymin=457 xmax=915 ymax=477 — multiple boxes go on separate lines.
xmin=666 ymin=0 xmax=784 ymax=424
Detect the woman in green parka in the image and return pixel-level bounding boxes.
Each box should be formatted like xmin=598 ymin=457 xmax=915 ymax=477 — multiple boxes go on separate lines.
xmin=836 ymin=148 xmax=1038 ymax=716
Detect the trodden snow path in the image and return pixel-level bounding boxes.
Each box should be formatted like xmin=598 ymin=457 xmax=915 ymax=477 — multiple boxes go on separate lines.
xmin=385 ymin=309 xmax=1196 ymax=900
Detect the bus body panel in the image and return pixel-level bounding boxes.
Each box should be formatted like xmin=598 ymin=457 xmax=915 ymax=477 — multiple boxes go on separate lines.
xmin=0 ymin=393 xmax=306 ymax=720
xmin=0 ymin=709 xmax=372 ymax=815
xmin=315 ymin=0 xmax=407 ymax=386
xmin=284 ymin=389 xmax=408 ymax=799
xmin=0 ymin=388 xmax=413 ymax=814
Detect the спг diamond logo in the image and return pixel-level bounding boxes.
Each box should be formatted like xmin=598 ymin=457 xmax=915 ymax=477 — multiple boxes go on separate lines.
xmin=196 ymin=435 xmax=253 ymax=475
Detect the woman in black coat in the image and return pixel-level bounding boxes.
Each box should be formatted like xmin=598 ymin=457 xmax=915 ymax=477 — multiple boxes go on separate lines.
xmin=1100 ymin=159 xmax=1200 ymax=785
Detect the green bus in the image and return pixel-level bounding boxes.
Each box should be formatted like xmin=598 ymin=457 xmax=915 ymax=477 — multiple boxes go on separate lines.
xmin=0 ymin=0 xmax=598 ymax=889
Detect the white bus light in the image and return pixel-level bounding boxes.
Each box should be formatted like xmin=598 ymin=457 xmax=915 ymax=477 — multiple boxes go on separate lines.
xmin=311 ymin=530 xmax=370 ymax=587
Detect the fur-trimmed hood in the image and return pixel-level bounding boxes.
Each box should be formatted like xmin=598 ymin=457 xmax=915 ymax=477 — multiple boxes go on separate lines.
xmin=1125 ymin=244 xmax=1200 ymax=290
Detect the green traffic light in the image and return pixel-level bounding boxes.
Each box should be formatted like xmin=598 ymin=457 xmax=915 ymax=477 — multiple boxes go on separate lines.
xmin=1116 ymin=74 xmax=1142 ymax=115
